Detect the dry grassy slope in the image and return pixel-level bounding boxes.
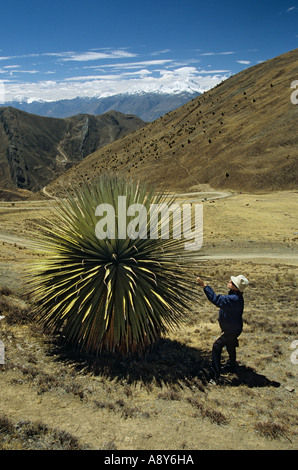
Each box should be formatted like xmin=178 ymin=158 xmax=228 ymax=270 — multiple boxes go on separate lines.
xmin=45 ymin=49 xmax=298 ymax=196
xmin=0 ymin=108 xmax=145 ymax=192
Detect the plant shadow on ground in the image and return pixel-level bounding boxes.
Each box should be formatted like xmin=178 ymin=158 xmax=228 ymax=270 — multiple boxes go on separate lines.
xmin=50 ymin=338 xmax=211 ymax=389
xmin=49 ymin=337 xmax=281 ymax=390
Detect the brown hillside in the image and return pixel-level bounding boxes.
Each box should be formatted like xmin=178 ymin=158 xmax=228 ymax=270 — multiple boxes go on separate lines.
xmin=0 ymin=108 xmax=146 ymax=192
xmin=45 ymin=49 xmax=298 ymax=196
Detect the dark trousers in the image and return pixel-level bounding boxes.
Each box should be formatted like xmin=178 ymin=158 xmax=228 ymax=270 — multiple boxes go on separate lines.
xmin=212 ymin=332 xmax=240 ymax=377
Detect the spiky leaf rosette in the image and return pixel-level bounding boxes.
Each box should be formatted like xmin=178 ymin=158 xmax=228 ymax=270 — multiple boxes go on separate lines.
xmin=27 ymin=176 xmax=199 ymax=355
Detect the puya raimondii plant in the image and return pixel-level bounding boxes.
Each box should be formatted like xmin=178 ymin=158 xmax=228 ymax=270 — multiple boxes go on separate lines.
xmin=27 ymin=176 xmax=200 ymax=355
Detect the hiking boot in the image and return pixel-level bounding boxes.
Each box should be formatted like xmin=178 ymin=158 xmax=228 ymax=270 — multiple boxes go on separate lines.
xmin=208 ymin=367 xmax=221 ymax=385
xmin=222 ymin=361 xmax=237 ymax=373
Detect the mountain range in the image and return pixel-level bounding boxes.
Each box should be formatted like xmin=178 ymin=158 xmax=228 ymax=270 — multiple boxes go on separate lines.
xmin=4 ymin=92 xmax=200 ymax=122
xmin=0 ymin=49 xmax=297 ymax=198
xmin=0 ymin=108 xmax=145 ymax=191
xmin=44 ymin=48 xmax=298 ymax=196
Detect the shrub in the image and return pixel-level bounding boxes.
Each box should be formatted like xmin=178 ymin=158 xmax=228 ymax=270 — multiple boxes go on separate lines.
xmin=27 ymin=176 xmax=198 ymax=355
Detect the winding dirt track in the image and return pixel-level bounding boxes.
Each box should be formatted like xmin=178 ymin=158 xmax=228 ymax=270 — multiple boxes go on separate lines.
xmin=0 ymin=189 xmax=231 ymax=248
xmin=0 ymin=190 xmax=297 ymax=264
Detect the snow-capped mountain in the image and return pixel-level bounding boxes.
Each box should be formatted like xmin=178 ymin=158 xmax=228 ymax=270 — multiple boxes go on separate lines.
xmin=4 ymin=91 xmax=200 ymax=122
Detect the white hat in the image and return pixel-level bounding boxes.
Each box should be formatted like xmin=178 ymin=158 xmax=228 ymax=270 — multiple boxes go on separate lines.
xmin=231 ymin=275 xmax=249 ymax=292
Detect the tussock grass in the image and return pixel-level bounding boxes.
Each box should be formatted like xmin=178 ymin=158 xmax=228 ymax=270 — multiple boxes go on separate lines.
xmin=254 ymin=420 xmax=291 ymax=442
xmin=0 ymin=414 xmax=86 ymax=450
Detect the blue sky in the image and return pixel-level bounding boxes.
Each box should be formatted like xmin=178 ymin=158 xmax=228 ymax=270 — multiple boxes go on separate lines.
xmin=0 ymin=0 xmax=297 ymax=102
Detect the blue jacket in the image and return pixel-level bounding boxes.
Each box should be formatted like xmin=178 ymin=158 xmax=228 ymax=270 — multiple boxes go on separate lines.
xmin=203 ymin=286 xmax=244 ymax=335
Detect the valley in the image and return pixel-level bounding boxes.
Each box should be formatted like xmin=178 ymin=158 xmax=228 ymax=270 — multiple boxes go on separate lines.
xmin=0 ymin=49 xmax=297 ymax=451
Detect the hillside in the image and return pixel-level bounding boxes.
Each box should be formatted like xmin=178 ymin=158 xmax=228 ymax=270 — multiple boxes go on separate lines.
xmin=0 ymin=108 xmax=146 ymax=192
xmin=45 ymin=49 xmax=298 ymax=195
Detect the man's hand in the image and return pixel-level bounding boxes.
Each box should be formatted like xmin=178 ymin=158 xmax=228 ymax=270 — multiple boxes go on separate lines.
xmin=196 ymin=277 xmax=207 ymax=288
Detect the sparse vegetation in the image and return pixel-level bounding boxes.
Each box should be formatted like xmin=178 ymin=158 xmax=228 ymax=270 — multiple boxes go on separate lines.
xmin=0 ymin=109 xmax=145 ymax=192
xmin=0 ymin=49 xmax=297 ymax=448
xmin=254 ymin=420 xmax=291 ymax=442
xmin=41 ymin=49 xmax=298 ymax=197
xmin=0 ymin=245 xmax=297 ymax=449
xmin=0 ymin=414 xmax=86 ymax=450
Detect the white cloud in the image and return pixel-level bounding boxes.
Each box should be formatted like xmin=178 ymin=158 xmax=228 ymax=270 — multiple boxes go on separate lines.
xmin=10 ymin=69 xmax=40 ymax=74
xmin=0 ymin=53 xmax=40 ymax=61
xmin=0 ymin=81 xmax=5 ymax=103
xmin=0 ymin=50 xmax=136 ymax=63
xmin=236 ymin=60 xmax=251 ymax=64
xmin=122 ymin=69 xmax=152 ymax=77
xmin=65 ymin=74 xmax=125 ymax=81
xmin=2 ymin=66 xmax=231 ymax=102
xmin=150 ymin=49 xmax=171 ymax=56
xmin=82 ymin=59 xmax=174 ymax=70
xmin=198 ymin=69 xmax=230 ymax=73
xmin=58 ymin=50 xmax=137 ymax=62
xmin=200 ymin=51 xmax=235 ymax=56
xmin=0 ymin=47 xmax=239 ymax=103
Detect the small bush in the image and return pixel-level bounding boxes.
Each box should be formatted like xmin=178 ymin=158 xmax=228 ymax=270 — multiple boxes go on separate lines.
xmin=186 ymin=397 xmax=229 ymax=425
xmin=0 ymin=414 xmax=85 ymax=449
xmin=255 ymin=420 xmax=290 ymax=441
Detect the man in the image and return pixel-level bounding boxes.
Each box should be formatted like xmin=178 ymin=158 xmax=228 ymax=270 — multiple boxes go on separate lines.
xmin=196 ymin=274 xmax=249 ymax=383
